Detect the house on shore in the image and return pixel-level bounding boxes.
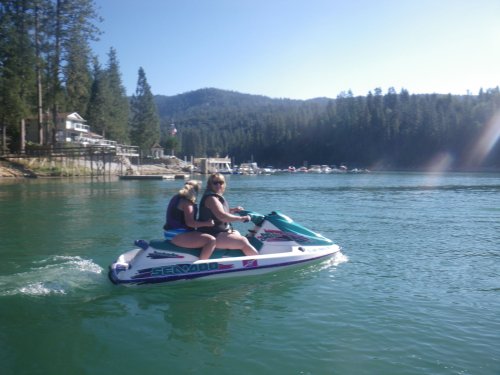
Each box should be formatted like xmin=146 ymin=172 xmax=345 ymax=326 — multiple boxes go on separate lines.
xmin=25 ymin=112 xmax=117 ymax=148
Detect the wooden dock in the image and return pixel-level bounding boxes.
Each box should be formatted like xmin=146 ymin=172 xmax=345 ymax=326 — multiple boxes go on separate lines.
xmin=118 ymin=174 xmax=189 ymax=180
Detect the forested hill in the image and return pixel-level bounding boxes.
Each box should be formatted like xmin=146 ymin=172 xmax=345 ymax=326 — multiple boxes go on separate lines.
xmin=155 ymin=88 xmax=329 ymax=119
xmin=154 ymin=87 xmax=500 ymax=170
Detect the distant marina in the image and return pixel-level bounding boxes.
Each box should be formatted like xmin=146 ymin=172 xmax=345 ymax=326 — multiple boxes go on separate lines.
xmin=0 ymin=152 xmax=370 ymax=179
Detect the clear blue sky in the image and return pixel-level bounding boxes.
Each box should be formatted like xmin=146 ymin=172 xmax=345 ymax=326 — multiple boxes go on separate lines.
xmin=91 ymin=0 xmax=500 ymax=100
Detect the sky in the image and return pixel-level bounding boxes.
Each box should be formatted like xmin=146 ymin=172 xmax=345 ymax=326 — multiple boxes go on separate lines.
xmin=91 ymin=0 xmax=500 ymax=100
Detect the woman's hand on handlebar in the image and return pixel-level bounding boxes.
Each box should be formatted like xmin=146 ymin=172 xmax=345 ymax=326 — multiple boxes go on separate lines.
xmin=240 ymin=215 xmax=251 ymax=223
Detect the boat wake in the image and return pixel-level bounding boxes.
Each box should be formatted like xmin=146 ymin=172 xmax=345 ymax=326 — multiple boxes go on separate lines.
xmin=0 ymin=255 xmax=103 ymax=297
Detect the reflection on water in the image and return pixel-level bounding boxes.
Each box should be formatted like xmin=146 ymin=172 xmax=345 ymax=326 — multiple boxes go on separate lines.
xmin=86 ymin=249 xmax=345 ymax=349
xmin=96 ymin=258 xmax=347 ymax=361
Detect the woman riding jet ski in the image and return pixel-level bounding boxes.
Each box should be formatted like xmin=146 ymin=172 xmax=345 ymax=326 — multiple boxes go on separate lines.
xmin=109 ymin=210 xmax=341 ymax=285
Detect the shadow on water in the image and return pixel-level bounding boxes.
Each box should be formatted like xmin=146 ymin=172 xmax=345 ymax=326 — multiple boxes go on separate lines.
xmin=104 ymin=262 xmax=335 ymax=347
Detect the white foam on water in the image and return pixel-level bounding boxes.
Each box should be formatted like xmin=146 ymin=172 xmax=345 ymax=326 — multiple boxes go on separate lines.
xmin=0 ymin=255 xmax=103 ymax=297
xmin=312 ymin=250 xmax=349 ymax=273
xmin=293 ymin=250 xmax=349 ymax=279
xmin=331 ymin=250 xmax=349 ymax=266
xmin=18 ymin=282 xmax=66 ymax=296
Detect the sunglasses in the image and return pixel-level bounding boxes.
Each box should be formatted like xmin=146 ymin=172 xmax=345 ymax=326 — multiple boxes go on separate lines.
xmin=213 ymin=180 xmax=225 ymax=185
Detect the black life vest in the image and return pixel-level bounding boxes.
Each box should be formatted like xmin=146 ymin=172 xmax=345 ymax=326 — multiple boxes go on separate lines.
xmin=198 ymin=192 xmax=230 ymax=235
xmin=163 ymin=194 xmax=197 ymax=230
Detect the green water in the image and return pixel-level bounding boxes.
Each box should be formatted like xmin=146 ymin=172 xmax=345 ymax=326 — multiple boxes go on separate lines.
xmin=1 ymin=173 xmax=499 ymax=375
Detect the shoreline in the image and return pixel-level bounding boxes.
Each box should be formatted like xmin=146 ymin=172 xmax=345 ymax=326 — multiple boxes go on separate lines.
xmin=0 ymin=157 xmax=188 ymax=179
xmin=1 ymin=157 xmax=499 ymax=180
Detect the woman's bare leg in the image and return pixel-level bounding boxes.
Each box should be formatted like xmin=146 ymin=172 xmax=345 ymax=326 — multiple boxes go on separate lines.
xmin=171 ymin=232 xmax=216 ymax=260
xmin=215 ymin=232 xmax=258 ymax=256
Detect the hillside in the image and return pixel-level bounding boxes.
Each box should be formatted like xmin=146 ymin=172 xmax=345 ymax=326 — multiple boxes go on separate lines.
xmin=152 ymin=87 xmax=500 ymax=170
xmin=153 ymin=88 xmax=332 ymax=166
xmin=154 ymin=88 xmax=329 ymax=122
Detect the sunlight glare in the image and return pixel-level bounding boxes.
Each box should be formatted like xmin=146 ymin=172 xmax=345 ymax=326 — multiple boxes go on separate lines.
xmin=425 ymin=152 xmax=454 ymax=174
xmin=466 ymin=110 xmax=500 ymax=167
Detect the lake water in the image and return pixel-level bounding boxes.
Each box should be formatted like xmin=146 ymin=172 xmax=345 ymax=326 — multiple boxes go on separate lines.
xmin=1 ymin=172 xmax=499 ymax=375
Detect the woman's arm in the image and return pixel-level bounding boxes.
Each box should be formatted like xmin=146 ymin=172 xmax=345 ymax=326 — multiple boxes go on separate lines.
xmin=229 ymin=205 xmax=244 ymax=214
xmin=181 ymin=201 xmax=213 ymax=228
xmin=205 ymin=197 xmax=249 ymax=223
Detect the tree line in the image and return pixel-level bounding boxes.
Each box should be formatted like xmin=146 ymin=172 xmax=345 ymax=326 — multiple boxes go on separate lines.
xmin=0 ymin=0 xmax=159 ymax=152
xmin=156 ymin=87 xmax=500 ymax=169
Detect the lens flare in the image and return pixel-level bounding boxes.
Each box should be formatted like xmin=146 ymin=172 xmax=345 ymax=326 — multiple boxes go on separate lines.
xmin=466 ymin=110 xmax=500 ymax=167
xmin=425 ymin=152 xmax=454 ymax=173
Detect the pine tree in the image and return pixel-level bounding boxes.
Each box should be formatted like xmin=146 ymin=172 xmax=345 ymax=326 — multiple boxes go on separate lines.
xmin=45 ymin=0 xmax=100 ymax=141
xmin=86 ymin=49 xmax=129 ymax=143
xmin=86 ymin=57 xmax=111 ymax=137
xmin=33 ymin=0 xmax=52 ymax=145
xmin=130 ymin=67 xmax=160 ymax=152
xmin=105 ymin=48 xmax=129 ymax=143
xmin=64 ymin=32 xmax=92 ymax=115
xmin=0 ymin=0 xmax=37 ymax=152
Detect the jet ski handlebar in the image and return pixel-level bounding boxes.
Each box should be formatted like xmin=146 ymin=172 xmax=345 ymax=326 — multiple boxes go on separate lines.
xmin=237 ymin=210 xmax=266 ymax=225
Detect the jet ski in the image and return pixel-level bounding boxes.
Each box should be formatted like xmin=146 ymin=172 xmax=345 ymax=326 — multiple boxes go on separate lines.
xmin=108 ymin=210 xmax=341 ymax=285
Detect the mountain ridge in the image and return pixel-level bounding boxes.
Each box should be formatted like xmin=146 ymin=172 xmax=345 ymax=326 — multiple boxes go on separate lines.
xmin=154 ymin=87 xmax=331 ymax=120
